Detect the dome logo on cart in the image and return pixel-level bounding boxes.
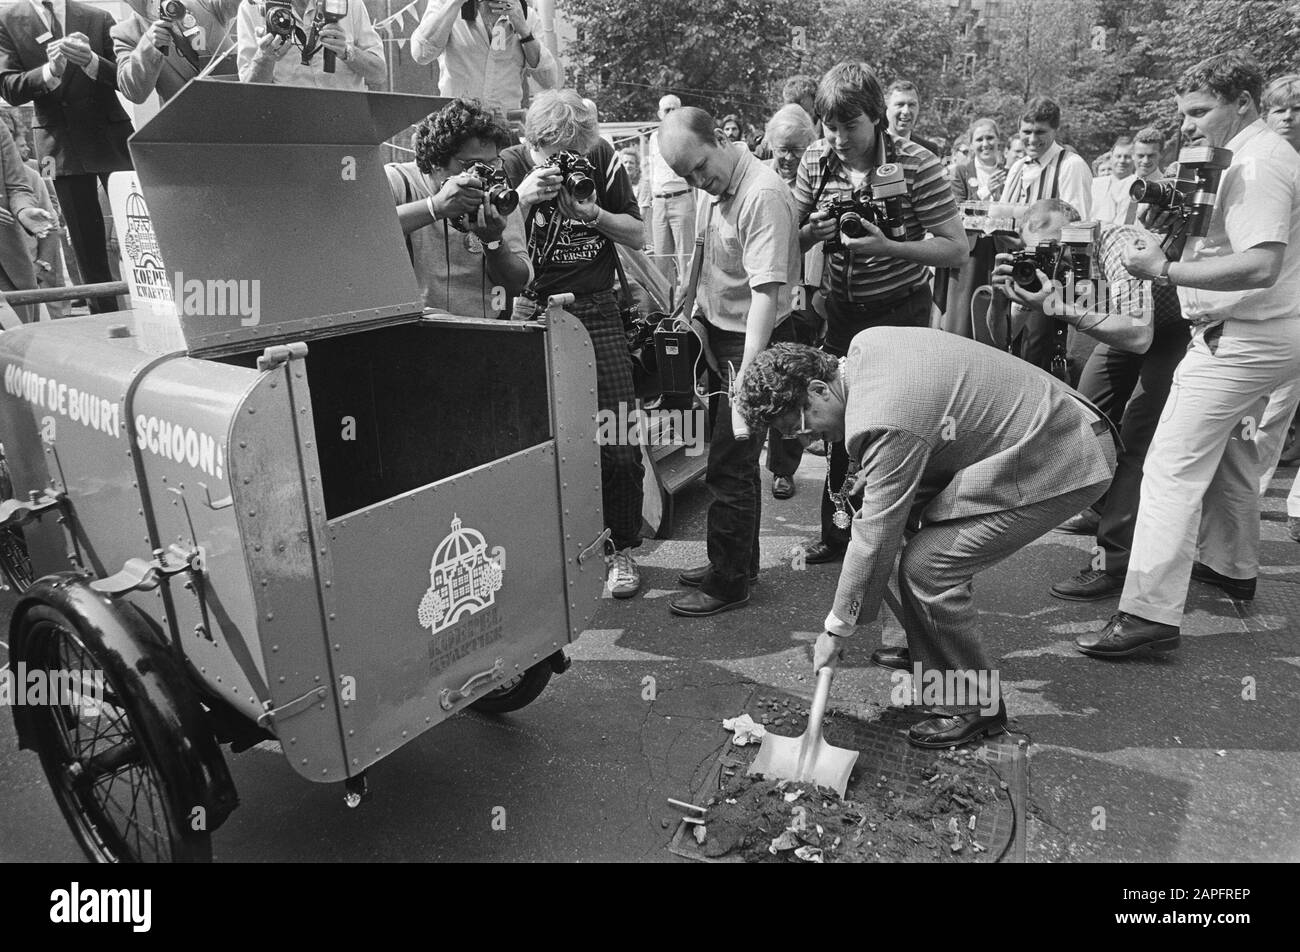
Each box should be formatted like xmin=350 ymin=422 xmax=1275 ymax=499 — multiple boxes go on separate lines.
xmin=122 ymin=187 xmax=173 ymax=306
xmin=417 ymin=515 xmax=505 ymax=636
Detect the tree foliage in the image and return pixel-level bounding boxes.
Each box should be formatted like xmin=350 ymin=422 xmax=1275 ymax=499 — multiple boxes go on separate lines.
xmin=563 ymin=0 xmax=1300 ymax=159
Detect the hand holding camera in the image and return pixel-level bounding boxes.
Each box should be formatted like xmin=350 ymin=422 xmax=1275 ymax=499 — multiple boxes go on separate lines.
xmin=145 ymin=20 xmax=173 ymax=54
xmin=517 ymin=165 xmax=562 ymax=208
xmin=805 ymin=207 xmax=839 ymax=243
xmin=486 ymin=0 xmax=527 ymax=35
xmin=254 ymin=29 xmax=292 ymax=62
xmin=463 ymin=201 xmax=507 ymax=245
xmin=556 ymin=187 xmax=598 ymax=225
xmin=1121 ymin=234 xmax=1167 ymax=281
xmin=431 ymin=174 xmax=487 ymax=222
xmin=992 ymin=252 xmax=1056 ymax=311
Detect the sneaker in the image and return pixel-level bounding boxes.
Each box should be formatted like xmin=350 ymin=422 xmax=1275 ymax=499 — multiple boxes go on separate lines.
xmin=607 ymin=548 xmax=642 ymax=599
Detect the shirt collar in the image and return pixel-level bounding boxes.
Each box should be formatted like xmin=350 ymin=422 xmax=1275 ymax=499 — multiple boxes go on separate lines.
xmin=1225 ymin=118 xmax=1268 ymax=154
xmin=1023 ymin=141 xmax=1061 ymax=167
xmin=31 ymin=0 xmax=64 ymax=25
xmin=715 ymin=146 xmax=752 ymax=202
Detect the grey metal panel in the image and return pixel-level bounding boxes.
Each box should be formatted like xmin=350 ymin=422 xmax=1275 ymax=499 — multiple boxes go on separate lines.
xmin=229 ymin=365 xmax=348 ymax=782
xmin=543 ymin=303 xmax=608 ymax=640
xmin=128 ymin=80 xmax=442 ymax=356
xmin=326 ymin=444 xmax=570 ymax=773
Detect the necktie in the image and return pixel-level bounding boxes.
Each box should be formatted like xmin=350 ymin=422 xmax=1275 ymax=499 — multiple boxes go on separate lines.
xmin=42 ymin=1 xmax=62 ymax=40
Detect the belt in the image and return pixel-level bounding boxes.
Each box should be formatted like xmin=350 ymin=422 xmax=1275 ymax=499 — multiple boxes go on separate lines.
xmin=654 ymin=189 xmax=689 ymax=200
xmin=830 ymin=281 xmax=928 ymax=311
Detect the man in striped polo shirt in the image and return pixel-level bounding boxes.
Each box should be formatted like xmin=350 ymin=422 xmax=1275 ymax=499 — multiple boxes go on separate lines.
xmin=792 ymin=62 xmax=968 ymax=566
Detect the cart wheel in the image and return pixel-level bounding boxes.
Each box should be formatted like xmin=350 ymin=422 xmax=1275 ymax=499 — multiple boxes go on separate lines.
xmin=469 ymin=661 xmax=554 ymax=715
xmin=16 ymin=604 xmax=212 ymax=862
xmin=0 ymin=453 xmax=32 ymax=594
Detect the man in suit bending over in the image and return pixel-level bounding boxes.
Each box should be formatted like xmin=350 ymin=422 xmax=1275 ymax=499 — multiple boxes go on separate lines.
xmin=735 ymin=331 xmax=1118 ymax=748
xmin=0 ymin=0 xmax=134 ymax=313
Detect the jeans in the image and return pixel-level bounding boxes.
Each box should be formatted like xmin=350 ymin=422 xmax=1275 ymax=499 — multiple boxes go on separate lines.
xmin=699 ymin=318 xmax=796 ymax=601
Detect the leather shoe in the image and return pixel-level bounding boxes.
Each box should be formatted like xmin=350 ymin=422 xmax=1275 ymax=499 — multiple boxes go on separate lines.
xmin=1190 ymin=562 xmax=1256 ymax=600
xmin=803 ymin=540 xmax=846 ymax=564
xmin=669 ymin=589 xmax=749 ymax=617
xmin=1075 ymin=611 xmax=1180 ymax=658
xmin=870 ymin=646 xmax=911 ymax=670
xmin=908 ymin=702 xmax=1007 ymax=749
xmin=772 ymin=476 xmax=795 ymax=499
xmin=677 ymin=563 xmax=758 ymax=588
xmin=1051 ymin=568 xmax=1123 ymax=601
xmin=1054 ymin=509 xmax=1099 ymax=535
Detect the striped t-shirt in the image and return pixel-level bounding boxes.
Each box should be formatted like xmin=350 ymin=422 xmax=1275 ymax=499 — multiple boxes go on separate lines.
xmin=793 ymin=136 xmax=958 ymax=302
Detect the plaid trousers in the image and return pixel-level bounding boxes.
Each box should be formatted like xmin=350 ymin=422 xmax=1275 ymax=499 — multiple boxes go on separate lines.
xmin=566 ymin=290 xmax=645 ymax=551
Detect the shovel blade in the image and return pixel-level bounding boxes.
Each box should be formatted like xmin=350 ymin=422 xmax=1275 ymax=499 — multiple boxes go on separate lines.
xmin=748 ymin=732 xmax=860 ymax=800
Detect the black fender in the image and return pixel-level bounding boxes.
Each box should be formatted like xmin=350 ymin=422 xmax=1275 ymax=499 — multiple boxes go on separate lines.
xmin=9 ymin=573 xmax=240 ymax=832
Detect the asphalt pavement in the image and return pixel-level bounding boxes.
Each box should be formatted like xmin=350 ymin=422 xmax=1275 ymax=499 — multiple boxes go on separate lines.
xmin=2 ymin=449 xmax=1297 ymax=862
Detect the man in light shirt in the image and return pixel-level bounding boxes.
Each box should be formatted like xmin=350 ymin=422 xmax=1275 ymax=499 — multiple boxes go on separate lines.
xmin=237 ymin=0 xmax=385 ymax=89
xmin=646 ymin=93 xmax=693 ymax=288
xmin=1079 ymin=51 xmax=1300 ymax=658
xmin=1090 ymin=134 xmax=1137 ymax=225
xmin=1000 ymin=95 xmax=1093 ymax=374
xmin=411 ymin=0 xmax=556 ymax=114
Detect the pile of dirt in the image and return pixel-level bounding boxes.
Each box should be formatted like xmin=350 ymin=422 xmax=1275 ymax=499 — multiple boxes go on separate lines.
xmin=696 ymin=748 xmax=1006 ymax=863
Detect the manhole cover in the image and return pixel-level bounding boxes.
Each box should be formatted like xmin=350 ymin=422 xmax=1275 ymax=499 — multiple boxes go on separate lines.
xmin=669 ymin=691 xmax=1025 ymax=863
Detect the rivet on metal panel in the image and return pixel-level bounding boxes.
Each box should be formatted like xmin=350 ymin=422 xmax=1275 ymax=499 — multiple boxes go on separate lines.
xmin=306 ymin=442 xmax=312 ymax=448
xmin=216 ymin=676 xmax=222 ymax=682
xmin=272 ymin=645 xmax=278 ymax=652
xmin=248 ymin=408 xmax=255 ymax=414
xmin=321 ymin=769 xmax=327 ymax=775
xmin=266 ymin=612 xmax=274 ymax=620
xmin=314 ymin=675 xmax=321 ymax=683
xmin=248 ymin=511 xmax=256 ymax=517
xmin=278 ymin=676 xmax=285 ymax=683
xmin=402 ymin=731 xmax=408 ymax=738
xmin=334 ymin=644 xmax=340 ymax=651
xmin=270 ymin=381 xmax=277 ymax=388
xmin=290 ymin=737 xmax=296 ymax=744
xmin=375 ymin=748 xmax=380 ymax=754
xmin=302 ymin=759 xmax=307 ymax=765
xmin=161 ymin=476 xmax=167 ymax=483
xmin=239 ymin=441 xmax=247 ymax=448
xmin=243 ymin=477 xmax=251 ymax=484
xmin=329 ymin=613 xmax=336 ymax=620
xmin=349 ymin=730 xmax=354 ymax=736
xmin=262 ymin=579 xmax=268 ymax=587
xmin=254 ymin=544 xmax=262 ymax=551
xmin=325 ymin=580 xmax=331 ymax=587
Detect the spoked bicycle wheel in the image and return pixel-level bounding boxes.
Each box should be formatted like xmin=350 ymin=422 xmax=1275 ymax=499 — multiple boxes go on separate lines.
xmin=18 ymin=604 xmax=211 ymax=862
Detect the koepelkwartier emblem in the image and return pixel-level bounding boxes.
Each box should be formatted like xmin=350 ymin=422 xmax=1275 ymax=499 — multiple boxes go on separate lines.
xmin=418 ymin=515 xmax=505 ymax=635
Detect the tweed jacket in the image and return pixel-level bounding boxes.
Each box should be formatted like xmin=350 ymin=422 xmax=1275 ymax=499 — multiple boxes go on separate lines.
xmin=826 ymin=326 xmax=1114 ymax=635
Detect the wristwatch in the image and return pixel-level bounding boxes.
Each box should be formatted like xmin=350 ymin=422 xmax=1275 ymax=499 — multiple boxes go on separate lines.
xmin=519 ymin=32 xmax=536 ymax=44
xmin=484 ymin=239 xmax=503 ymax=251
xmin=1154 ymin=260 xmax=1173 ymax=287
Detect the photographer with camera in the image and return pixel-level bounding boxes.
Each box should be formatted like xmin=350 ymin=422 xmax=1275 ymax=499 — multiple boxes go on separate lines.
xmin=991 ymin=198 xmax=1190 ymax=603
xmin=792 ymin=62 xmax=967 ymax=567
xmin=411 ymin=1 xmax=556 ymax=115
xmin=385 ymin=99 xmax=530 ymax=319
xmin=236 ymin=0 xmax=384 ymax=89
xmin=1078 ymin=51 xmax=1300 ymax=659
xmin=113 ymin=0 xmax=240 ymax=103
xmin=499 ymin=90 xmax=647 ymax=599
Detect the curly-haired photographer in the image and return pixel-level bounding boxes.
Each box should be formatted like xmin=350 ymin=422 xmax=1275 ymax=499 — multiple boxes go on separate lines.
xmin=386 ymin=99 xmax=531 ymax=318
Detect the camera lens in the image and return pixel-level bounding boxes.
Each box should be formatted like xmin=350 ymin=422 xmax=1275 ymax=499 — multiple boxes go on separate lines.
xmin=490 ymin=185 xmax=519 ymax=215
xmin=565 ymin=174 xmax=595 ymax=201
xmin=1130 ymin=179 xmax=1179 ymax=208
xmin=839 ymin=212 xmax=867 ymax=238
xmin=1010 ymin=259 xmax=1042 ymax=291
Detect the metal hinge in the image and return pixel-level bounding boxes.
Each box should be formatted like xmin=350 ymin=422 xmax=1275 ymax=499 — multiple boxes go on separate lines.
xmin=0 ymin=489 xmax=64 ymax=531
xmin=256 ymin=341 xmax=309 ymax=371
xmin=89 ymin=544 xmax=206 ymax=597
xmin=577 ymin=528 xmax=612 ymax=565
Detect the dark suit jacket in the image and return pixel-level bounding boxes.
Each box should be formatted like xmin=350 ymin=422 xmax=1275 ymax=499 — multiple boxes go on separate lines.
xmin=949 ymin=158 xmax=1007 ymax=204
xmin=0 ymin=1 xmax=133 ymax=175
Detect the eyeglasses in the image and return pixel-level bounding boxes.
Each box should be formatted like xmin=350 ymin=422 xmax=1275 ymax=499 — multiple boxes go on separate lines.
xmin=451 ymin=155 xmax=503 ymax=173
xmin=777 ymin=405 xmax=815 ymax=439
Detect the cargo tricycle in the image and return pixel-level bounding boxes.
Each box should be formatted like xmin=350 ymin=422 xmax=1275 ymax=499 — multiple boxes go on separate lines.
xmin=0 ymin=81 xmax=607 ymax=862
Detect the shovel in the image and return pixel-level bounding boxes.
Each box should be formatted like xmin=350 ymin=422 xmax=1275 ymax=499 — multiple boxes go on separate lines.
xmin=747 ymin=666 xmax=859 ymax=798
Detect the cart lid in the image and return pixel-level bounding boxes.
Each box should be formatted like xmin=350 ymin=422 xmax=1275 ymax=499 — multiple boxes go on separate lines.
xmin=125 ymin=79 xmax=447 ymax=357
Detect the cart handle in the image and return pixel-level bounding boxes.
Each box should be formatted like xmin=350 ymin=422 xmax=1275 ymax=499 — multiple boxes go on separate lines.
xmin=439 ymin=658 xmax=505 ymax=711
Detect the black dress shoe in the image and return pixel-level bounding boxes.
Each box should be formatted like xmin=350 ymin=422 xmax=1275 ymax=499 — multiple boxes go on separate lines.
xmin=1054 ymin=509 xmax=1100 ymax=535
xmin=870 ymin=646 xmax=911 ymax=670
xmin=1075 ymin=611 xmax=1180 ymax=658
xmin=772 ymin=476 xmax=795 ymax=499
xmin=1190 ymin=562 xmax=1256 ymax=600
xmin=803 ymin=540 xmax=846 ymax=564
xmin=908 ymin=703 xmax=1007 ymax=749
xmin=1051 ymin=568 xmax=1123 ymax=601
xmin=669 ymin=589 xmax=749 ymax=617
xmin=677 ymin=563 xmax=758 ymax=588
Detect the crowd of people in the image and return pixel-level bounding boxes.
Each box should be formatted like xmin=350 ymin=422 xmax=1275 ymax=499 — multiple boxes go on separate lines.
xmin=0 ymin=3 xmax=1297 ymax=751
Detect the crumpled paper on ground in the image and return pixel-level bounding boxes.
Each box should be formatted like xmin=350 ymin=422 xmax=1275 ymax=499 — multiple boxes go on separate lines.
xmin=722 ymin=713 xmax=767 ymax=746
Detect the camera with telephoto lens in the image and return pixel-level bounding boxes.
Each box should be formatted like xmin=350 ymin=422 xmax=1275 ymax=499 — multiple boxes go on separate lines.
xmin=448 ymin=161 xmax=519 ymax=232
xmin=541 ymin=150 xmax=597 ymax=201
xmin=1128 ymin=146 xmax=1231 ymax=259
xmin=819 ymin=192 xmax=872 ymax=254
xmin=263 ymin=0 xmax=295 ymax=39
xmin=1009 ymin=221 xmax=1098 ymax=292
